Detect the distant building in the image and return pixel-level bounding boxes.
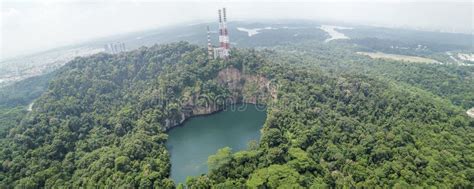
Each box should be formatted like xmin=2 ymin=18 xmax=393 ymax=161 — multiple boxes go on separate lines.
xmin=104 ymin=42 xmax=126 ymax=54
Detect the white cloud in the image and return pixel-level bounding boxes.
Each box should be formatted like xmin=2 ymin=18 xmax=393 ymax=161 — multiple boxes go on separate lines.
xmin=2 ymin=7 xmax=20 ymax=17
xmin=0 ymin=0 xmax=472 ymax=59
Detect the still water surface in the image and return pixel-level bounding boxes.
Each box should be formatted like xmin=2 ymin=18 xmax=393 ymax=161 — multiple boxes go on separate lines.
xmin=166 ymin=104 xmax=266 ymax=184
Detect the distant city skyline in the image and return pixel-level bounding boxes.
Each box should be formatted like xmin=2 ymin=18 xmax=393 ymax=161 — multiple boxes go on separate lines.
xmin=1 ymin=0 xmax=472 ymax=60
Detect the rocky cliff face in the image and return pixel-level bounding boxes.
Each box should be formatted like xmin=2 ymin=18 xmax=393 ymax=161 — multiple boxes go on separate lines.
xmin=217 ymin=67 xmax=277 ymax=104
xmin=163 ymin=67 xmax=276 ymax=130
xmin=217 ymin=67 xmax=243 ymax=102
xmin=467 ymin=107 xmax=474 ymax=118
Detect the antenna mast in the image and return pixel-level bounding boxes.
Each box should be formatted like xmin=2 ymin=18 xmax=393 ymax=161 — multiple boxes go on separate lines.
xmin=207 ymin=26 xmax=213 ymax=59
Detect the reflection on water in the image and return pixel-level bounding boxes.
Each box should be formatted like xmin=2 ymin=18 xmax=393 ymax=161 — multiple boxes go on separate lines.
xmin=166 ymin=104 xmax=267 ymax=184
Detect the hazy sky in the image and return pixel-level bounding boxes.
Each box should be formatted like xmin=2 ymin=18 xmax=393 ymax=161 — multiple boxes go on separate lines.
xmin=1 ymin=0 xmax=473 ymax=59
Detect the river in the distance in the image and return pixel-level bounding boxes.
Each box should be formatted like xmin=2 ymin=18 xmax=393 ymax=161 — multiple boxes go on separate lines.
xmin=166 ymin=104 xmax=267 ymax=184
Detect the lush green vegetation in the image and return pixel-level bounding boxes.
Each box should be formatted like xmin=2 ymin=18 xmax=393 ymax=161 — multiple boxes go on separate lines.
xmin=0 ymin=42 xmax=472 ymax=188
xmin=0 ymin=42 xmax=268 ymax=188
xmin=188 ymin=50 xmax=473 ymax=188
xmin=343 ymin=26 xmax=474 ymax=54
xmin=0 ymin=72 xmax=54 ymax=157
xmin=0 ymin=107 xmax=26 ymax=138
xmin=0 ymin=72 xmax=54 ymax=108
xmin=271 ymin=41 xmax=474 ymax=109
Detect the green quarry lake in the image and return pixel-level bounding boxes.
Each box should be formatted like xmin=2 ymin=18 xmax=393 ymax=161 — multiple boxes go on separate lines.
xmin=166 ymin=104 xmax=267 ymax=184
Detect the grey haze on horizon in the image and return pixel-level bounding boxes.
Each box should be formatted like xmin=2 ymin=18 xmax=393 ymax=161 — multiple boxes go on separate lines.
xmin=1 ymin=0 xmax=473 ymax=60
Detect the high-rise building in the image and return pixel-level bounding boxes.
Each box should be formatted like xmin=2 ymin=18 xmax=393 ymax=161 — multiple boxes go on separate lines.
xmin=104 ymin=42 xmax=126 ymax=54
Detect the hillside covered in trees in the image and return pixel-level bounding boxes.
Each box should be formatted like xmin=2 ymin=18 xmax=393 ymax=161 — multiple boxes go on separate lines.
xmin=0 ymin=42 xmax=472 ymax=188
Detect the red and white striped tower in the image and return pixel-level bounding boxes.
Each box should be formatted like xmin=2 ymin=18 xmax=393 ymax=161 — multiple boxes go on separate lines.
xmin=218 ymin=9 xmax=224 ymax=50
xmin=222 ymin=8 xmax=230 ymax=59
xmin=206 ymin=26 xmax=213 ymax=59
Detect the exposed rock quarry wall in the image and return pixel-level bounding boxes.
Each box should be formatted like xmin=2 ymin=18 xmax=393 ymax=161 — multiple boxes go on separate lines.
xmin=467 ymin=108 xmax=474 ymax=119
xmin=163 ymin=67 xmax=276 ymax=130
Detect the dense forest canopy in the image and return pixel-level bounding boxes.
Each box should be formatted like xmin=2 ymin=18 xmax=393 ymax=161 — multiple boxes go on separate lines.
xmin=270 ymin=40 xmax=474 ymax=109
xmin=0 ymin=42 xmax=472 ymax=188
